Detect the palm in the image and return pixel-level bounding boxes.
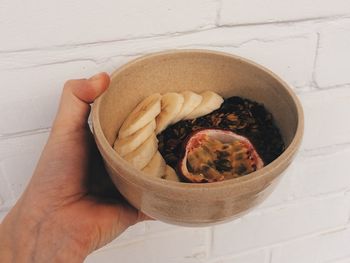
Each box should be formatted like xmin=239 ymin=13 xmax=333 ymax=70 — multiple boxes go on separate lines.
xmin=5 ymin=75 xmax=147 ymax=258
xmin=24 ymin=123 xmax=140 ymax=252
xmin=0 ymin=74 xmax=147 ymax=262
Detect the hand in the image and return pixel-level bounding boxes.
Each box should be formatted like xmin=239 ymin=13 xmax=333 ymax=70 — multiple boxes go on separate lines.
xmin=0 ymin=73 xmax=148 ymax=262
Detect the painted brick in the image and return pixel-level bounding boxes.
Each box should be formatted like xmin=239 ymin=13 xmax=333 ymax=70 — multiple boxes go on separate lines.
xmin=331 ymin=257 xmax=350 ymax=263
xmin=1 ymin=1 xmax=350 ymax=261
xmin=104 ymin=222 xmax=146 ymax=249
xmin=219 ymin=0 xmax=350 ymax=25
xmin=0 ymin=60 xmax=120 ymax=135
xmin=210 ymin=249 xmax=268 ymax=263
xmin=145 ymin=220 xmax=177 ymax=234
xmin=315 ymin=20 xmax=350 ymax=87
xmin=0 ymin=167 xmax=13 ymax=207
xmin=212 ymin=194 xmax=350 ymax=256
xmin=197 ymin=35 xmax=316 ymax=88
xmin=0 ymin=25 xmax=317 ymax=89
xmin=0 ymin=29 xmax=316 ymax=135
xmin=300 ymin=87 xmax=350 ymax=150
xmin=86 ymin=228 xmax=209 ymax=263
xmin=0 ymin=132 xmax=48 ymax=200
xmin=0 ymin=0 xmax=217 ymax=51
xmin=0 ymin=33 xmax=316 ymax=134
xmin=0 ymin=211 xmax=9 ymax=223
xmin=260 ymin=147 xmax=350 ymax=208
xmin=271 ymin=225 xmax=350 ymax=263
xmin=292 ymin=148 xmax=350 ymax=198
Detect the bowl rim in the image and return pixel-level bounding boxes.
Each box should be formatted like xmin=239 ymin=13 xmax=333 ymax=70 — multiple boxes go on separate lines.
xmin=92 ymin=49 xmax=304 ymax=191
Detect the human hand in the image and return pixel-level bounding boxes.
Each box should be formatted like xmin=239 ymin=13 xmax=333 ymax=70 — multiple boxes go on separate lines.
xmin=0 ymin=73 xmax=148 ymax=262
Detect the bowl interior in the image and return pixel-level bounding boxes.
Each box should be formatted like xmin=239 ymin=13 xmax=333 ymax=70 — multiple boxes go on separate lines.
xmin=98 ymin=50 xmax=299 ymax=153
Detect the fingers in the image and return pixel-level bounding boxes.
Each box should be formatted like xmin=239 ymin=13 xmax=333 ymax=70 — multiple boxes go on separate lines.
xmin=52 ymin=72 xmax=110 ymax=135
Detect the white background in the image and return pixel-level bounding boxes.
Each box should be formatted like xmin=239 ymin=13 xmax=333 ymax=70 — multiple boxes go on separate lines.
xmin=1 ymin=1 xmax=350 ymax=262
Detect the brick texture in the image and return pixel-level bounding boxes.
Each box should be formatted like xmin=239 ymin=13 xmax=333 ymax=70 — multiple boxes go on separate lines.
xmin=212 ymin=194 xmax=350 ymax=256
xmin=271 ymin=224 xmax=350 ymax=263
xmin=219 ymin=0 xmax=350 ymax=25
xmin=86 ymin=228 xmax=209 ymax=263
xmin=300 ymin=87 xmax=350 ymax=150
xmin=1 ymin=1 xmax=350 ymax=263
xmin=0 ymin=0 xmax=217 ymax=51
xmin=315 ymin=19 xmax=350 ymax=87
xmin=210 ymin=249 xmax=268 ymax=263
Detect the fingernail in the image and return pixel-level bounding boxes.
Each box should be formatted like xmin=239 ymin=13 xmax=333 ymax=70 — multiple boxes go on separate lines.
xmin=89 ymin=72 xmax=104 ymax=81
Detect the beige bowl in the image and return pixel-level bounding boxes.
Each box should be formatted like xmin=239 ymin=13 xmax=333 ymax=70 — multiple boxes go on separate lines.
xmin=92 ymin=49 xmax=304 ymax=226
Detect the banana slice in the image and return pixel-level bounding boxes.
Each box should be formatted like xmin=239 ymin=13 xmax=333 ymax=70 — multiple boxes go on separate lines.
xmin=124 ymin=134 xmax=158 ymax=170
xmin=114 ymin=120 xmax=156 ymax=157
xmin=119 ymin=93 xmax=161 ymax=139
xmin=172 ymin=91 xmax=203 ymax=123
xmin=162 ymin=165 xmax=180 ymax=182
xmin=142 ymin=151 xmax=166 ymax=178
xmin=155 ymin=93 xmax=184 ymax=134
xmin=184 ymin=91 xmax=223 ymax=120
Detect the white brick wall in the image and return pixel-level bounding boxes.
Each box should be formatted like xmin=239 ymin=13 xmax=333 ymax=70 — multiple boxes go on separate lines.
xmin=210 ymin=249 xmax=269 ymax=263
xmin=212 ymin=194 xmax=350 ymax=256
xmin=315 ymin=19 xmax=350 ymax=87
xmin=219 ymin=0 xmax=350 ymax=25
xmin=1 ymin=1 xmax=350 ymax=262
xmin=0 ymin=0 xmax=217 ymax=51
xmin=86 ymin=228 xmax=210 ymax=263
xmin=301 ymin=88 xmax=350 ymax=150
xmin=271 ymin=225 xmax=350 ymax=263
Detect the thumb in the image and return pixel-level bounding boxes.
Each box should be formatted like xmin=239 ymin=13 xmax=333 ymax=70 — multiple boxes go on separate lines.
xmin=52 ymin=72 xmax=110 ymax=135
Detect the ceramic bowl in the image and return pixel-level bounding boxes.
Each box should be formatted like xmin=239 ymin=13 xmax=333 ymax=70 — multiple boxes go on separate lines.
xmin=92 ymin=49 xmax=304 ymax=226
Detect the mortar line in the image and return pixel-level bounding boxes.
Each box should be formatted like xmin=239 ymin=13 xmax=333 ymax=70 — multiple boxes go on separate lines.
xmin=0 ymin=33 xmax=313 ymax=71
xmin=208 ymin=224 xmax=350 ymax=262
xmin=214 ymin=0 xmax=223 ymax=26
xmin=217 ymin=14 xmax=350 ymax=28
xmin=267 ymin=248 xmax=273 ymax=263
xmin=254 ymin=190 xmax=349 ymax=215
xmin=311 ymin=32 xmax=321 ymax=89
xmin=0 ymin=164 xmax=15 ymax=208
xmin=324 ymin=255 xmax=350 ymax=263
xmin=0 ymin=127 xmax=51 ymax=140
xmin=300 ymin=141 xmax=350 ymax=157
xmin=1 ymin=15 xmax=350 ymax=55
xmin=207 ymin=226 xmax=214 ymax=260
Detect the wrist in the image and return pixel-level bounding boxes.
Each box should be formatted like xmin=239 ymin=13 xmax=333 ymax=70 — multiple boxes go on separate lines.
xmin=0 ymin=204 xmax=88 ymax=263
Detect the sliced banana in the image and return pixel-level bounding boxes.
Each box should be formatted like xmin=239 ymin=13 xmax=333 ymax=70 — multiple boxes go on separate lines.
xmin=142 ymin=151 xmax=166 ymax=178
xmin=155 ymin=92 xmax=184 ymax=134
xmin=172 ymin=91 xmax=203 ymax=123
xmin=114 ymin=120 xmax=156 ymax=157
xmin=124 ymin=134 xmax=158 ymax=170
xmin=118 ymin=93 xmax=161 ymax=139
xmin=162 ymin=165 xmax=180 ymax=182
xmin=184 ymin=91 xmax=223 ymax=120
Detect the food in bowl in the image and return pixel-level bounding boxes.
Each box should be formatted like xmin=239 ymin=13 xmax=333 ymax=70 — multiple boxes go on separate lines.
xmin=114 ymin=90 xmax=284 ymax=183
xmin=159 ymin=96 xmax=285 ymax=181
xmin=179 ymin=129 xmax=264 ymax=183
xmin=113 ymin=90 xmax=224 ymax=181
xmin=92 ymin=49 xmax=303 ymax=225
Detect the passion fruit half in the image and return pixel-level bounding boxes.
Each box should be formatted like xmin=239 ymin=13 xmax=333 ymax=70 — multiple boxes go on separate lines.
xmin=178 ymin=129 xmax=264 ymax=183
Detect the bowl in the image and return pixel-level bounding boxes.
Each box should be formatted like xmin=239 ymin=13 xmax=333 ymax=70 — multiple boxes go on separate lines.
xmin=92 ymin=49 xmax=304 ymax=226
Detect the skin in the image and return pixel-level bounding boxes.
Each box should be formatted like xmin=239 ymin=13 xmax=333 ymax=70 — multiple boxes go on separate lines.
xmin=0 ymin=73 xmax=148 ymax=262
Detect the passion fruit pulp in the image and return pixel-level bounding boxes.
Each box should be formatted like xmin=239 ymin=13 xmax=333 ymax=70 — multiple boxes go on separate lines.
xmin=178 ymin=129 xmax=264 ymax=183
